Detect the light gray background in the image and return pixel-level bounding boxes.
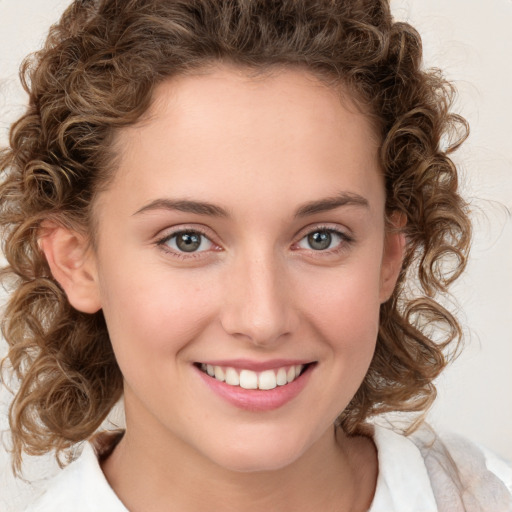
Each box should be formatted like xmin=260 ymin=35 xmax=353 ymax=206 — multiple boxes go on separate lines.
xmin=0 ymin=0 xmax=511 ymax=509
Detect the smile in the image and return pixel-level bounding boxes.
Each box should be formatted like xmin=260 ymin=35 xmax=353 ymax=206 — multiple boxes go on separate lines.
xmin=195 ymin=361 xmax=315 ymax=411
xmin=198 ymin=363 xmax=306 ymax=390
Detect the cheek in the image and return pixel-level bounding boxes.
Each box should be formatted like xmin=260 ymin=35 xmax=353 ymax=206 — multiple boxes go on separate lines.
xmin=300 ymin=263 xmax=382 ymax=333
xmin=289 ymin=263 xmax=382 ymax=420
xmin=296 ymin=258 xmax=382 ymax=372
xmin=97 ymin=262 xmax=219 ymax=368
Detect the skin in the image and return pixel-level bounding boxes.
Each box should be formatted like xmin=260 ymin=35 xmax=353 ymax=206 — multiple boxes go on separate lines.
xmin=42 ymin=65 xmax=404 ymax=512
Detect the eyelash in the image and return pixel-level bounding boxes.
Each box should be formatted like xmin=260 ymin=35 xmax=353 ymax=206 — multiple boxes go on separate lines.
xmin=155 ymin=225 xmax=354 ymax=259
xmin=156 ymin=227 xmax=217 ymax=260
xmin=293 ymin=225 xmax=354 ymax=255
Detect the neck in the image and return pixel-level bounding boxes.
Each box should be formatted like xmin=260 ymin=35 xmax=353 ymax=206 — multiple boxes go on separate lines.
xmin=101 ymin=406 xmax=377 ymax=512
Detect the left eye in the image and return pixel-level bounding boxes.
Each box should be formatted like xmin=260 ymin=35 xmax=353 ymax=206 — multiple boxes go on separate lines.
xmin=162 ymin=231 xmax=214 ymax=253
xmin=297 ymin=229 xmax=345 ymax=251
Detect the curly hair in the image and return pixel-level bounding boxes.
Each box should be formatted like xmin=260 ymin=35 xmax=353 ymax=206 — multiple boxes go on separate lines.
xmin=0 ymin=0 xmax=470 ymax=474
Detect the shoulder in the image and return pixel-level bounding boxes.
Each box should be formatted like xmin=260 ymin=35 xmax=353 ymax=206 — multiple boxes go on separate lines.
xmin=369 ymin=423 xmax=512 ymax=512
xmin=24 ymin=442 xmax=127 ymax=512
xmin=410 ymin=424 xmax=512 ymax=511
xmin=369 ymin=424 xmax=439 ymax=512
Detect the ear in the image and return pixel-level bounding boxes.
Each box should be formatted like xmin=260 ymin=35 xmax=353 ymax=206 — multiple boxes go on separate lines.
xmin=379 ymin=212 xmax=406 ymax=303
xmin=38 ymin=221 xmax=101 ymax=314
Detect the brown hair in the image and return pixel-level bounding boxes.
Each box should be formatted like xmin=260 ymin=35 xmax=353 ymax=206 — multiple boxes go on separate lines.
xmin=0 ymin=0 xmax=470 ymax=474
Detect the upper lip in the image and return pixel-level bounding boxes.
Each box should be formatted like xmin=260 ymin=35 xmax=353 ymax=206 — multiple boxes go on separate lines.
xmin=195 ymin=359 xmax=314 ymax=371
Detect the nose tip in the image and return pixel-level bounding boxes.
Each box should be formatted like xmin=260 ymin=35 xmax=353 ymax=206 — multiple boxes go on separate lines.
xmin=223 ymin=307 xmax=292 ymax=347
xmin=219 ymin=257 xmax=298 ymax=346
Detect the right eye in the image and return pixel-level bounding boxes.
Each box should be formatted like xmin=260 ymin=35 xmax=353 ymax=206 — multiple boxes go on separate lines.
xmin=158 ymin=230 xmax=214 ymax=254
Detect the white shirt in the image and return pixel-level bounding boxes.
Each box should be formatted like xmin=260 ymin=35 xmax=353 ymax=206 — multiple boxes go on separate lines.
xmin=24 ymin=425 xmax=512 ymax=512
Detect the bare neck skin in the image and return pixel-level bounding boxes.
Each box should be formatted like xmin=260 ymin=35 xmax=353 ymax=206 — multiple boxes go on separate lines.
xmin=102 ymin=407 xmax=378 ymax=512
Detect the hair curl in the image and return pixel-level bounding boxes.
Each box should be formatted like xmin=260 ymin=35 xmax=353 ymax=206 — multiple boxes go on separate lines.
xmin=0 ymin=0 xmax=470 ymax=474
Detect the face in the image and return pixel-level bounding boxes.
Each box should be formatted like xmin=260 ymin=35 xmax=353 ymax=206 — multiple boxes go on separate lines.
xmin=86 ymin=66 xmax=403 ymax=472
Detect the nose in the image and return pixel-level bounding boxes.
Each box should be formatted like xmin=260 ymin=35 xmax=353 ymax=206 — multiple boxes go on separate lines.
xmin=219 ymin=249 xmax=298 ymax=346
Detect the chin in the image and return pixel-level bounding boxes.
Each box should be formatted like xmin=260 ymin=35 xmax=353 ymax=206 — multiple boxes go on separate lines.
xmin=201 ymin=430 xmax=312 ymax=473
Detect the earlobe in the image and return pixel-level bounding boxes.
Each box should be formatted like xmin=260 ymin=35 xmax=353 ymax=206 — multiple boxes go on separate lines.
xmin=379 ymin=213 xmax=406 ymax=303
xmin=38 ymin=222 xmax=102 ymax=314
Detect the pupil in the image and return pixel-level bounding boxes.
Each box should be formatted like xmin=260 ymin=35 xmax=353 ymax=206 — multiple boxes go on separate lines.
xmin=308 ymin=231 xmax=332 ymax=251
xmin=176 ymin=232 xmax=201 ymax=252
xmin=308 ymin=231 xmax=331 ymax=250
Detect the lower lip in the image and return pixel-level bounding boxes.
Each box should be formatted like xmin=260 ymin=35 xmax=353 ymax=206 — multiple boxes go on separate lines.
xmin=195 ymin=365 xmax=314 ymax=412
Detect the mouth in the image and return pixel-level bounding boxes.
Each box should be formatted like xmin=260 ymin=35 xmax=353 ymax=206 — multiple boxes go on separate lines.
xmin=195 ymin=362 xmax=313 ymax=391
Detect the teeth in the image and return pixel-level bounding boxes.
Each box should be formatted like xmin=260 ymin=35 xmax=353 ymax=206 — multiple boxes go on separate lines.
xmin=214 ymin=366 xmax=225 ymax=382
xmin=200 ymin=364 xmax=305 ymax=390
xmin=239 ymin=369 xmax=258 ymax=389
xmin=276 ymin=367 xmax=287 ymax=386
xmin=225 ymin=367 xmax=240 ymax=386
xmin=258 ymin=370 xmax=277 ymax=390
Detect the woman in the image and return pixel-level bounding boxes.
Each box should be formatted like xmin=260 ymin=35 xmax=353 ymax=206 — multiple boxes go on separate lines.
xmin=0 ymin=0 xmax=510 ymax=510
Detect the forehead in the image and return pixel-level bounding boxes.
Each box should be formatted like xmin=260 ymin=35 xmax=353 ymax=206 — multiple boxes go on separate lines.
xmin=100 ymin=65 xmax=383 ymax=218
xmin=141 ymin=64 xmax=377 ymax=148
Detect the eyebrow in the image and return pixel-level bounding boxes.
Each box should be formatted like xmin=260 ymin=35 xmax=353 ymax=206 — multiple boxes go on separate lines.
xmin=133 ymin=192 xmax=369 ymax=218
xmin=133 ymin=199 xmax=229 ymax=217
xmin=293 ymin=192 xmax=369 ymax=218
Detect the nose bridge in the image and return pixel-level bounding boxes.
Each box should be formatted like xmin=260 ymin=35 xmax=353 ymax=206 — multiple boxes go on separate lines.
xmin=221 ymin=244 xmax=296 ymax=345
